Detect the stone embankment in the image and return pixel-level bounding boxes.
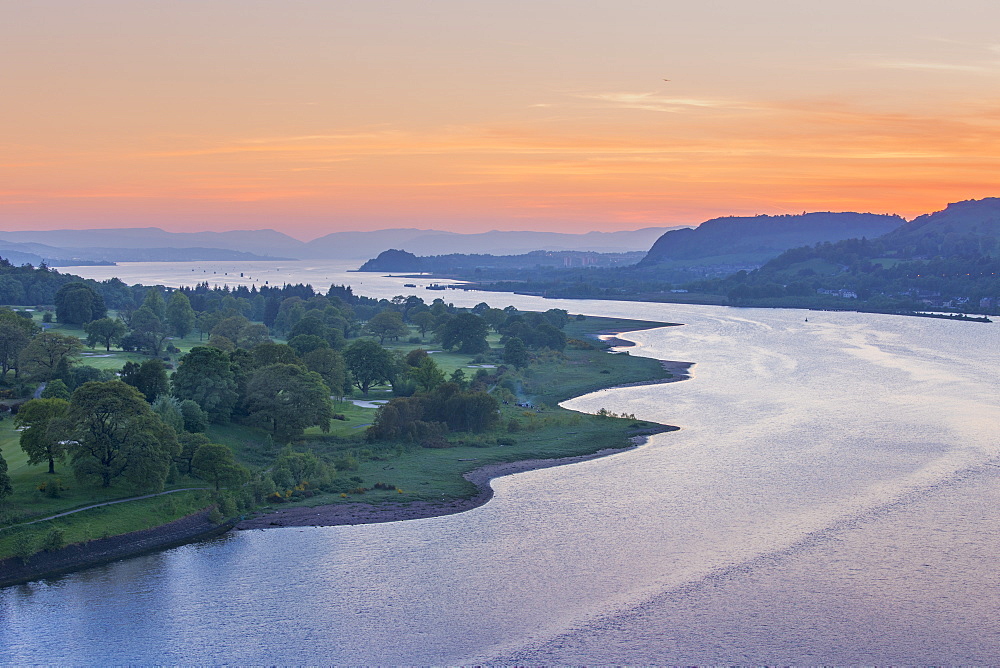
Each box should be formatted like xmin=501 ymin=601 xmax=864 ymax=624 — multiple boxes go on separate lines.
xmin=0 ymin=509 xmax=233 ymax=589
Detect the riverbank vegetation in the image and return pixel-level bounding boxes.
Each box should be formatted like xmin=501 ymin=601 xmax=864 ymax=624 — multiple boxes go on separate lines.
xmin=0 ymin=272 xmax=675 ymax=564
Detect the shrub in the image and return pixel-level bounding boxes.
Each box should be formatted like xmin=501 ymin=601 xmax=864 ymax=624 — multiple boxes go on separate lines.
xmin=12 ymin=533 xmax=36 ymax=564
xmin=496 ymin=437 xmax=516 ymax=446
xmin=373 ymin=482 xmax=396 ymax=490
xmin=420 ymin=436 xmax=451 ymax=449
xmin=41 ymin=528 xmax=66 ymax=552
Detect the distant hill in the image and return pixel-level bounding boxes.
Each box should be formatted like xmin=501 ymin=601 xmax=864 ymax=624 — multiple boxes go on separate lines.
xmin=303 ymin=227 xmax=684 ymax=259
xmin=880 ymin=197 xmax=1000 ymax=256
xmin=357 ymin=249 xmax=424 ymax=272
xmin=637 ymin=212 xmax=905 ymax=268
xmin=0 ymin=225 xmax=685 ymax=261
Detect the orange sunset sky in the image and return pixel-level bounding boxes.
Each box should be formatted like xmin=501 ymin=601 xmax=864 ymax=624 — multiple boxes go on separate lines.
xmin=2 ymin=0 xmax=998 ymax=240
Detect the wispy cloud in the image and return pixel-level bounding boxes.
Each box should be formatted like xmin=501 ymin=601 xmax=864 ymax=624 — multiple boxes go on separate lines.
xmin=579 ymin=91 xmax=755 ymax=113
xmin=875 ymin=60 xmax=993 ymax=73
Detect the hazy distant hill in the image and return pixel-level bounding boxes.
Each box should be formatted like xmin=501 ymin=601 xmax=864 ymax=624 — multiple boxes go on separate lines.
xmin=638 ymin=212 xmax=905 ymax=267
xmin=302 ymin=227 xmax=683 ymax=259
xmin=0 ymin=227 xmax=305 ymax=258
xmin=0 ymin=225 xmax=684 ymax=261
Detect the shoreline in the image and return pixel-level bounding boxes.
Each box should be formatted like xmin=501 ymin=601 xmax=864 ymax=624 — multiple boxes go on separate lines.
xmin=237 ymin=330 xmax=692 ymax=531
xmin=236 ymin=431 xmax=678 ymax=530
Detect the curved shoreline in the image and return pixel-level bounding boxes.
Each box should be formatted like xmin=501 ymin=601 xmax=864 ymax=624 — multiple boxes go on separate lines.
xmin=1 ymin=328 xmax=691 ymax=587
xmin=237 ymin=346 xmax=693 ymax=530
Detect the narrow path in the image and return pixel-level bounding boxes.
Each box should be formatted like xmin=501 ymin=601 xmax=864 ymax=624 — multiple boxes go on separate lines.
xmin=0 ymin=487 xmax=210 ymax=531
xmin=32 ymin=382 xmax=46 ymax=399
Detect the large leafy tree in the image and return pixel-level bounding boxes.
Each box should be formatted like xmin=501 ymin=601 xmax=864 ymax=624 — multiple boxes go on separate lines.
xmin=344 ymin=339 xmax=397 ymax=396
xmin=19 ymin=331 xmax=83 ymax=381
xmin=503 ymin=336 xmax=530 ymax=369
xmin=165 ymin=291 xmax=196 ymax=338
xmin=245 ymin=363 xmax=334 ymax=442
xmin=440 ymin=313 xmax=489 ymax=354
xmin=0 ymin=308 xmax=38 ymax=379
xmin=302 ymin=347 xmax=347 ymax=400
xmin=65 ymin=381 xmax=180 ymax=490
xmin=364 ymin=310 xmax=409 ymax=344
xmin=83 ymin=317 xmax=127 ymax=352
xmin=54 ymin=282 xmax=107 ymax=325
xmin=191 ymin=443 xmax=248 ymax=491
xmin=120 ymin=359 xmax=169 ymax=403
xmin=14 ymin=397 xmax=70 ymax=474
xmin=171 ymin=347 xmax=239 ymax=423
xmin=128 ymin=306 xmax=169 ymax=356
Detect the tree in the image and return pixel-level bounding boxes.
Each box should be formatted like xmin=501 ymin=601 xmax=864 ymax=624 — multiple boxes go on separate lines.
xmin=196 ymin=311 xmax=220 ymax=341
xmin=120 ymin=359 xmax=169 ymax=403
xmin=129 ymin=306 xmax=169 ymax=356
xmin=0 ymin=450 xmax=11 ymax=502
xmin=152 ymin=395 xmax=184 ymax=434
xmin=171 ymin=347 xmax=239 ymax=423
xmin=365 ymin=310 xmax=409 ymax=344
xmin=176 ymin=431 xmax=210 ymax=475
xmin=142 ymin=288 xmax=166 ymax=320
xmin=503 ymin=336 xmax=530 ymax=369
xmin=83 ymin=317 xmax=127 ymax=352
xmin=211 ymin=315 xmax=269 ymax=349
xmin=444 ymin=391 xmax=500 ymax=433
xmin=344 ymin=339 xmax=397 ymax=396
xmin=0 ymin=308 xmax=37 ymax=379
xmin=409 ymin=356 xmax=446 ymax=392
xmin=440 ymin=313 xmax=489 ymax=354
xmin=302 ymin=347 xmax=347 ymax=400
xmin=410 ymin=311 xmax=435 ymax=340
xmin=179 ymin=399 xmax=210 ymax=433
xmin=191 ymin=443 xmax=247 ymax=491
xmin=15 ymin=397 xmax=70 ymax=474
xmin=287 ymin=334 xmax=328 ymax=357
xmin=245 ymin=364 xmax=334 ymax=442
xmin=19 ymin=332 xmax=83 ymax=381
xmin=165 ymin=291 xmax=196 ymax=338
xmin=251 ymin=342 xmax=300 ymax=368
xmin=40 ymin=378 xmax=71 ymax=400
xmin=64 ymin=381 xmax=180 ymax=490
xmin=54 ymin=282 xmax=107 ymax=325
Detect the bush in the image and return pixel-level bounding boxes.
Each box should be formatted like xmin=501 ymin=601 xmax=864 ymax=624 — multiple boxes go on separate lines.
xmin=420 ymin=436 xmax=452 ymax=449
xmin=373 ymin=482 xmax=396 ymax=490
xmin=507 ymin=418 xmax=521 ymax=433
xmin=333 ymin=455 xmax=359 ymax=471
xmin=41 ymin=528 xmax=66 ymax=552
xmin=12 ymin=533 xmax=36 ymax=564
xmin=496 ymin=437 xmax=516 ymax=446
xmin=408 ymin=336 xmax=421 ymax=344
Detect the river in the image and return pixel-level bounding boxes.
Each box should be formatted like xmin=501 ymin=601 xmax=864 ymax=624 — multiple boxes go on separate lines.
xmin=2 ymin=261 xmax=998 ymax=664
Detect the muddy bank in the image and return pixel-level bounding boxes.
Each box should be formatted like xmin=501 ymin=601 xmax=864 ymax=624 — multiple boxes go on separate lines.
xmin=0 ymin=509 xmax=232 ymax=589
xmin=237 ymin=428 xmax=676 ymax=530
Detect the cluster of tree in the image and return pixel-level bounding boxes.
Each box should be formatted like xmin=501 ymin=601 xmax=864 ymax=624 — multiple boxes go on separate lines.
xmin=367 ymin=381 xmax=500 ymax=442
xmin=12 ymin=381 xmax=248 ymax=493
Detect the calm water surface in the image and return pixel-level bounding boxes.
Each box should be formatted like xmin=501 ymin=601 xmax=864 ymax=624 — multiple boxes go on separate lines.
xmin=2 ymin=261 xmax=999 ymax=664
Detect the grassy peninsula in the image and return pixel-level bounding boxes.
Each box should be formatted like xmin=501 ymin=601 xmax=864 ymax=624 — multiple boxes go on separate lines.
xmin=0 ymin=304 xmax=680 ymax=569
